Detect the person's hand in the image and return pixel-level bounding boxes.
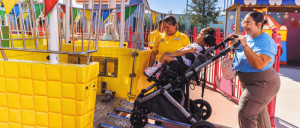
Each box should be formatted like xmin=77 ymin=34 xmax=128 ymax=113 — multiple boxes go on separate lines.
xmin=237 ymin=35 xmax=247 ymax=48
xmin=228 ymin=33 xmax=237 ymax=40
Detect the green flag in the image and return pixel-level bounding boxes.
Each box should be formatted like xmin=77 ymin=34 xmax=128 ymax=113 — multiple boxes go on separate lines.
xmin=34 ymin=4 xmax=41 ymax=18
xmin=0 ymin=10 xmax=5 ymax=20
xmin=125 ymin=5 xmax=137 ymax=21
xmin=72 ymin=8 xmax=77 ymax=21
xmin=40 ymin=4 xmax=44 ymax=12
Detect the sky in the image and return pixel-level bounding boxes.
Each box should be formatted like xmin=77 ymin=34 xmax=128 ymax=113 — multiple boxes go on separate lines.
xmin=148 ymin=0 xmax=224 ymax=14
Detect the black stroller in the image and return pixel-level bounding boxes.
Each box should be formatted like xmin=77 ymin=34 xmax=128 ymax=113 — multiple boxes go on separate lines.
xmin=130 ymin=35 xmax=240 ymax=128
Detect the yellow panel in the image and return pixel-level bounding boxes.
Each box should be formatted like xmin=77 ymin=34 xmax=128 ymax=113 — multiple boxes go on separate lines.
xmin=20 ymin=95 xmax=34 ymax=110
xmin=85 ymin=110 xmax=93 ymax=127
xmin=278 ymin=30 xmax=287 ymax=41
xmin=62 ymin=99 xmax=76 ymax=115
xmin=76 ymin=101 xmax=85 ymax=116
xmin=22 ymin=125 xmax=36 ymax=128
xmin=85 ymin=96 xmax=91 ymax=113
xmin=87 ymin=63 xmax=98 ymax=82
xmin=4 ymin=61 xmax=18 ymax=78
xmin=32 ymin=64 xmax=46 ymax=80
xmin=77 ymin=66 xmax=88 ymax=84
xmin=76 ymin=84 xmax=86 ymax=101
xmin=0 ymin=77 xmax=5 ymax=93
xmin=34 ymin=96 xmax=47 ymax=112
xmin=33 ymin=80 xmax=46 ymax=96
xmin=47 ymin=81 xmax=61 ymax=98
xmin=36 ymin=126 xmax=48 ymax=128
xmin=46 ymin=65 xmax=61 ymax=81
xmin=36 ymin=112 xmax=48 ymax=127
xmin=7 ymin=93 xmax=20 ymax=109
xmin=5 ymin=78 xmax=19 ymax=93
xmin=19 ymin=79 xmax=33 ymax=95
xmin=0 ymin=93 xmax=7 ymax=107
xmin=0 ymin=107 xmax=8 ymax=122
xmin=49 ymin=113 xmax=62 ymax=128
xmin=62 ymin=83 xmax=76 ymax=99
xmin=62 ymin=115 xmax=75 ymax=128
xmin=9 ymin=123 xmax=22 ymax=128
xmin=61 ymin=66 xmax=77 ymax=83
xmin=21 ymin=110 xmax=35 ymax=125
xmin=19 ymin=63 xmax=32 ymax=79
xmin=0 ymin=122 xmax=9 ymax=128
xmin=48 ymin=98 xmax=61 ymax=113
xmin=8 ymin=109 xmax=21 ymax=123
xmin=0 ymin=61 xmax=4 ymax=76
xmin=76 ymin=116 xmax=85 ymax=128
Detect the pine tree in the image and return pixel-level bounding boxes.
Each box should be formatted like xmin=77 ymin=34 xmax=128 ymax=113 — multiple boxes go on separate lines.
xmin=188 ymin=0 xmax=221 ymax=29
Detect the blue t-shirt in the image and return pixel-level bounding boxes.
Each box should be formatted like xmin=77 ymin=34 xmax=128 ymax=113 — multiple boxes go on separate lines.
xmin=232 ymin=33 xmax=278 ymax=72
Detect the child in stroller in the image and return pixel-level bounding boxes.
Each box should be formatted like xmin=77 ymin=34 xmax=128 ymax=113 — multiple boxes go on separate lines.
xmin=144 ymin=27 xmax=217 ymax=79
xmin=130 ymin=30 xmax=241 ymax=127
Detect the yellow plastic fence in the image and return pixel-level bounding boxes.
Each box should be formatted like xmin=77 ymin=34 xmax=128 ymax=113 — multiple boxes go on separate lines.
xmin=0 ymin=60 xmax=99 ymax=128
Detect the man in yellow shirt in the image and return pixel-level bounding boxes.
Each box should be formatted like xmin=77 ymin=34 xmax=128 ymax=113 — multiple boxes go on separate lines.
xmin=148 ymin=20 xmax=163 ymax=49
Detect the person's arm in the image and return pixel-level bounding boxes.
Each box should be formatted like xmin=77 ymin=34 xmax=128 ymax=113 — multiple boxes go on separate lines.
xmin=171 ymin=47 xmax=196 ymax=56
xmin=237 ymin=35 xmax=272 ymax=69
xmin=149 ymin=50 xmax=158 ymax=66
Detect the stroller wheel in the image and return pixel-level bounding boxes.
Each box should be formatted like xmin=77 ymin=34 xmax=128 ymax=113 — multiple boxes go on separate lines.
xmin=194 ymin=99 xmax=212 ymax=120
xmin=191 ymin=121 xmax=215 ymax=128
xmin=130 ymin=112 xmax=148 ymax=128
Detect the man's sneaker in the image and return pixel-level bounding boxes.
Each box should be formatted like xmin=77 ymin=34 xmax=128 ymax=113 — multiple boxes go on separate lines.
xmin=144 ymin=66 xmax=159 ymax=77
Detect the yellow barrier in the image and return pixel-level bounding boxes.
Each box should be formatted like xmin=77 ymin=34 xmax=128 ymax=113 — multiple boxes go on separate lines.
xmin=9 ymin=34 xmax=44 ymax=48
xmin=62 ymin=40 xmax=128 ymax=48
xmin=0 ymin=60 xmax=98 ymax=128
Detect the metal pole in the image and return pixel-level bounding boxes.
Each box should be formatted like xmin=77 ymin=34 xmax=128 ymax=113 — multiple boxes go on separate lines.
xmin=65 ymin=0 xmax=70 ymax=44
xmin=82 ymin=0 xmax=86 ymax=52
xmin=58 ymin=4 xmax=62 ymax=52
xmin=70 ymin=0 xmax=75 ymax=52
xmin=18 ymin=1 xmax=26 ymax=49
xmin=30 ymin=0 xmax=39 ymax=50
xmin=44 ymin=0 xmax=50 ymax=51
xmin=120 ymin=0 xmax=125 ymax=48
xmin=95 ymin=0 xmax=103 ymax=51
xmin=49 ymin=2 xmax=59 ymax=64
xmin=87 ymin=0 xmax=95 ymax=52
xmin=13 ymin=6 xmax=20 ymax=38
xmin=7 ymin=14 xmax=14 ymax=48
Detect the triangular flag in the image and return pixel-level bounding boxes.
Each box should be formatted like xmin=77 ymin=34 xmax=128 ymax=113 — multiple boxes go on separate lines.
xmin=161 ymin=14 xmax=166 ymax=20
xmin=101 ymin=10 xmax=112 ymax=22
xmin=2 ymin=0 xmax=17 ymax=15
xmin=44 ymin=0 xmax=58 ymax=16
xmin=75 ymin=14 xmax=81 ymax=22
xmin=40 ymin=4 xmax=44 ymax=12
xmin=0 ymin=10 xmax=6 ymax=20
xmin=125 ymin=5 xmax=137 ymax=21
xmin=61 ymin=5 xmax=66 ymax=13
xmin=116 ymin=12 xmax=121 ymax=23
xmin=23 ymin=12 xmax=27 ymax=20
xmin=85 ymin=10 xmax=91 ymax=21
xmin=151 ymin=11 xmax=158 ymax=24
xmin=93 ymin=13 xmax=96 ymax=20
xmin=12 ymin=4 xmax=21 ymax=16
xmin=34 ymin=4 xmax=41 ymax=18
xmin=72 ymin=8 xmax=77 ymax=21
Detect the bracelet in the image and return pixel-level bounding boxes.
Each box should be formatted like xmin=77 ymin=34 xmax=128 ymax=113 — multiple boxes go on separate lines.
xmin=242 ymin=45 xmax=248 ymax=49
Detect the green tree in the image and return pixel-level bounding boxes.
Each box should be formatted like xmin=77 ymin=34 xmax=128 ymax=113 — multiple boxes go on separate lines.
xmin=188 ymin=0 xmax=221 ymax=29
xmin=177 ymin=15 xmax=187 ymax=31
xmin=22 ymin=0 xmax=38 ymax=12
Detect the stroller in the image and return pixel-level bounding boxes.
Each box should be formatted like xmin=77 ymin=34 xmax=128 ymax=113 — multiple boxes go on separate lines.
xmin=130 ymin=35 xmax=240 ymax=128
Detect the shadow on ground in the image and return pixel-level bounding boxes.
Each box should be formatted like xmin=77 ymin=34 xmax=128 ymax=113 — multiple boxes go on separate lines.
xmin=275 ymin=117 xmax=299 ymax=128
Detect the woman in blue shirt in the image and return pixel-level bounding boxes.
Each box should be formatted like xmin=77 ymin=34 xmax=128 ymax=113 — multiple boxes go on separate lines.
xmin=229 ymin=12 xmax=280 ymax=128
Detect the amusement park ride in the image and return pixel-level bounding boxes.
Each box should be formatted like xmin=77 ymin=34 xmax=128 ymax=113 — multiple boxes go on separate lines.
xmin=0 ymin=0 xmax=285 ymax=128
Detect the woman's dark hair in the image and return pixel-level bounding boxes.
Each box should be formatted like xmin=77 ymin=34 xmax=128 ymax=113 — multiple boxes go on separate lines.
xmin=248 ymin=11 xmax=267 ymax=29
xmin=163 ymin=15 xmax=177 ymax=26
xmin=202 ymin=27 xmax=216 ymax=36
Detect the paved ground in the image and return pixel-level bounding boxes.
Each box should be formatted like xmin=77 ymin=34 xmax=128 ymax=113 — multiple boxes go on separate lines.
xmin=93 ymin=62 xmax=300 ymax=128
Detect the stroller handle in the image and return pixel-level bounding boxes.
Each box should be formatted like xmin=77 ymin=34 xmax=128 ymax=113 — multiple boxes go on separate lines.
xmin=214 ymin=34 xmax=239 ymax=50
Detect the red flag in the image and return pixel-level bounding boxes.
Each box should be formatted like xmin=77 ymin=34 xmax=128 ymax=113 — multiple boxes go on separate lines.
xmin=44 ymin=0 xmax=58 ymax=16
xmin=116 ymin=12 xmax=121 ymax=23
xmin=61 ymin=5 xmax=66 ymax=13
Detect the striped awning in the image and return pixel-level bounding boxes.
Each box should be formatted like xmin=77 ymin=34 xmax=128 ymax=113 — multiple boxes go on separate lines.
xmin=224 ymin=0 xmax=300 ymax=11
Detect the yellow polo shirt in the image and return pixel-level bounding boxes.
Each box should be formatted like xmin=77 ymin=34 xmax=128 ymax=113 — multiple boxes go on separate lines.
xmin=148 ymin=29 xmax=162 ymax=47
xmin=153 ymin=31 xmax=191 ymax=61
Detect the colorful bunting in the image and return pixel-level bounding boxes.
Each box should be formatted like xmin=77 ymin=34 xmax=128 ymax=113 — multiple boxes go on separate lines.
xmin=2 ymin=0 xmax=18 ymax=15
xmin=85 ymin=10 xmax=91 ymax=21
xmin=34 ymin=4 xmax=41 ymax=18
xmin=44 ymin=0 xmax=58 ymax=16
xmin=125 ymin=5 xmax=137 ymax=21
xmin=72 ymin=8 xmax=78 ymax=21
xmin=101 ymin=10 xmax=112 ymax=22
xmin=12 ymin=5 xmax=22 ymax=16
xmin=151 ymin=11 xmax=158 ymax=24
xmin=116 ymin=12 xmax=120 ymax=22
xmin=0 ymin=10 xmax=5 ymax=20
xmin=93 ymin=13 xmax=96 ymax=21
xmin=22 ymin=12 xmax=27 ymax=20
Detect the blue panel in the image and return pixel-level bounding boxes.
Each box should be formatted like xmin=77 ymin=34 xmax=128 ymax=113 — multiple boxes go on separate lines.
xmin=257 ymin=0 xmax=269 ymax=5
xmin=280 ymin=41 xmax=287 ymax=62
xmin=282 ymin=0 xmax=295 ymax=5
xmin=234 ymin=0 xmax=244 ymax=5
